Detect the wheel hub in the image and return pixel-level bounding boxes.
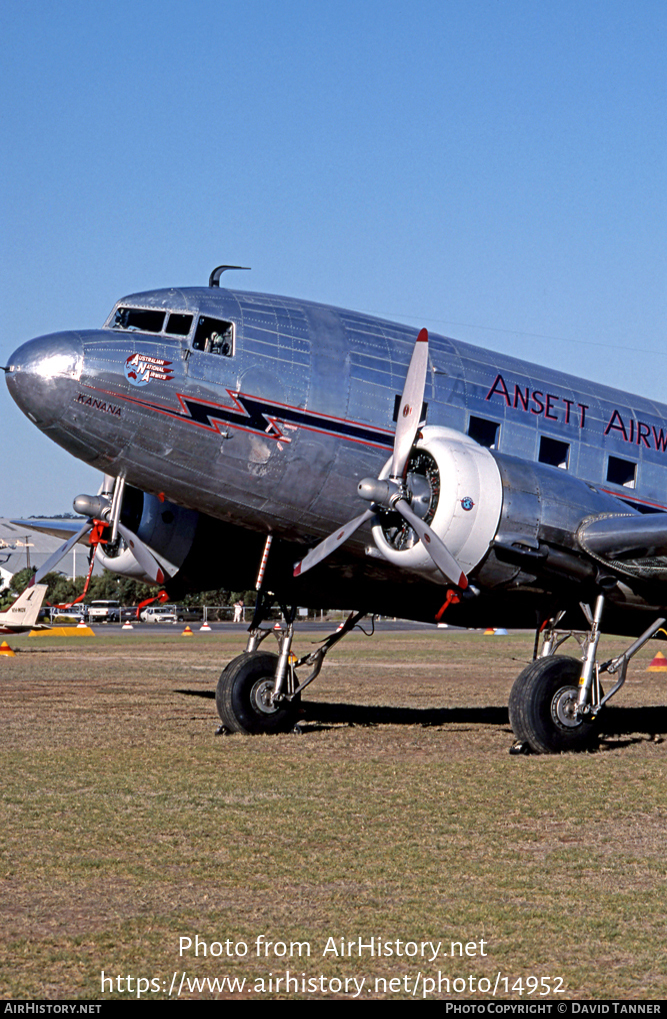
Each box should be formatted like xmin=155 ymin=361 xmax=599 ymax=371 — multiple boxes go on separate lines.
xmin=250 ymin=678 xmax=280 ymax=715
xmin=551 ymin=686 xmax=582 ymax=729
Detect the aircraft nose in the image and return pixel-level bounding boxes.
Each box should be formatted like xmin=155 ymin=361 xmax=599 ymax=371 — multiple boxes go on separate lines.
xmin=5 ymin=332 xmax=83 ymax=429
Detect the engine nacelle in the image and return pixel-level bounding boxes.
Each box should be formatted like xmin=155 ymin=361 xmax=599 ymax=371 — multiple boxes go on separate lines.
xmin=96 ymin=489 xmax=199 ymax=584
xmin=370 ymin=426 xmax=503 ymax=580
xmin=92 ymin=486 xmax=270 ymax=596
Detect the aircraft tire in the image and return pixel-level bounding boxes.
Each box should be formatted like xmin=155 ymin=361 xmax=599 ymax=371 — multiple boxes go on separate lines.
xmin=508 ymin=655 xmax=600 ymax=754
xmin=216 ymin=651 xmax=300 ymax=735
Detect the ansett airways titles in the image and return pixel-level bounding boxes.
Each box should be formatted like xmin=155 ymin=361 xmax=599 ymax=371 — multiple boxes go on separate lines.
xmin=486 ymin=374 xmax=667 ymax=454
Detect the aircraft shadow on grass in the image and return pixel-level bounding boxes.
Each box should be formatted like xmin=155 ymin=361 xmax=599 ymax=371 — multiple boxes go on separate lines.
xmin=176 ymin=688 xmax=667 ymax=745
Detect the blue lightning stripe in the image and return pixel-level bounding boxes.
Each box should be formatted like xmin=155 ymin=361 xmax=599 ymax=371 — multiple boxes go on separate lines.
xmin=80 ymin=385 xmax=396 ymax=450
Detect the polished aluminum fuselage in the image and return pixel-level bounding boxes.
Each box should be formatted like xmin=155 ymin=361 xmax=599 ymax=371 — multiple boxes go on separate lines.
xmin=7 ymin=286 xmax=667 ymax=629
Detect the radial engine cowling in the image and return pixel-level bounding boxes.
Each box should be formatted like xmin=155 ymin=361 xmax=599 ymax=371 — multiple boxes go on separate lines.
xmin=370 ymin=426 xmax=503 ymax=581
xmin=96 ymin=489 xmax=199 ymax=584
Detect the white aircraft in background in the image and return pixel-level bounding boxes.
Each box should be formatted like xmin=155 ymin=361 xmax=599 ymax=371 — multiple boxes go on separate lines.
xmin=0 ymin=585 xmax=49 ymax=634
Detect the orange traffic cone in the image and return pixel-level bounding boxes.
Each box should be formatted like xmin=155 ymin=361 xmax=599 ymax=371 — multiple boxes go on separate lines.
xmin=182 ymin=625 xmax=194 ymax=637
xmin=0 ymin=641 xmax=16 ymax=657
xmin=648 ymin=651 xmax=667 ymax=671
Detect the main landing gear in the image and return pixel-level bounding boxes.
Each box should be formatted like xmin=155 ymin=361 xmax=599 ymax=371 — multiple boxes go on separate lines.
xmin=509 ymin=595 xmax=667 ymax=754
xmin=216 ymin=593 xmax=367 ymax=734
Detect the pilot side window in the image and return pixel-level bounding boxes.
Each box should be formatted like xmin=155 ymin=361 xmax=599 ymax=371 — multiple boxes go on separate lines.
xmin=192 ymin=316 xmax=234 ymax=356
xmin=113 ymin=308 xmax=165 ymax=333
xmin=165 ymin=313 xmax=193 ymax=336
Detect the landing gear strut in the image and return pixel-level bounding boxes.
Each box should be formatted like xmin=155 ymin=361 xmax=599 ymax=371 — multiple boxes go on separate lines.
xmin=510 ymin=596 xmax=667 ymax=754
xmin=216 ymin=594 xmax=367 ymax=734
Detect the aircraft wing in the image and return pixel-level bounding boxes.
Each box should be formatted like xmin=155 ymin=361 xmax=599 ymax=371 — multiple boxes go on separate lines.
xmin=10 ymin=519 xmax=92 ymax=543
xmin=578 ymin=512 xmax=667 ymax=572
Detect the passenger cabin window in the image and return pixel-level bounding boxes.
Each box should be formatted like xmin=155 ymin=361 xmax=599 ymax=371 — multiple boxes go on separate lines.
xmin=192 ymin=316 xmax=234 ymax=357
xmin=607 ymin=455 xmax=637 ymax=489
xmin=393 ymin=395 xmax=427 ymax=422
xmin=468 ymin=415 xmax=499 ymax=449
xmin=113 ymin=307 xmax=165 ymax=333
xmin=539 ymin=436 xmax=569 ymax=469
xmin=165 ymin=313 xmax=193 ymax=336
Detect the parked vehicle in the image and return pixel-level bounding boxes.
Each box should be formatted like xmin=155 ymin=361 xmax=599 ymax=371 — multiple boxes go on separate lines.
xmin=51 ymin=603 xmax=88 ymax=623
xmin=88 ymin=600 xmax=121 ymax=623
xmin=174 ymin=605 xmax=203 ymax=622
xmin=140 ymin=605 xmax=179 ymax=623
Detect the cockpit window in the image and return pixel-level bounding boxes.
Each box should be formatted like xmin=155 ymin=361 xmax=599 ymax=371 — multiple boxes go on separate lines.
xmin=165 ymin=313 xmax=193 ymax=336
xmin=108 ymin=305 xmax=234 ymax=352
xmin=113 ymin=307 xmax=166 ymax=333
xmin=192 ymin=316 xmax=234 ymax=356
xmin=110 ymin=307 xmax=195 ymax=337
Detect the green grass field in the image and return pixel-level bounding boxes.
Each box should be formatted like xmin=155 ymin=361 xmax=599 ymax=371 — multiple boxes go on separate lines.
xmin=1 ymin=627 xmax=666 ymax=999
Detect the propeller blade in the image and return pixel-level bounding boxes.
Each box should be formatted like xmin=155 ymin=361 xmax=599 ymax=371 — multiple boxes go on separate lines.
xmin=391 ymin=327 xmax=429 ymax=479
xmin=394 ymin=498 xmax=468 ymax=589
xmin=295 ymin=328 xmax=429 ymax=578
xmin=30 ymin=521 xmax=93 ymax=585
xmin=117 ymin=523 xmax=166 ymax=585
xmin=293 ymin=509 xmax=375 ymax=577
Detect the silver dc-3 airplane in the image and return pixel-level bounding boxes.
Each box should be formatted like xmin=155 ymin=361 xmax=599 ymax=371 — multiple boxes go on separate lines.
xmin=5 ymin=266 xmax=667 ymax=753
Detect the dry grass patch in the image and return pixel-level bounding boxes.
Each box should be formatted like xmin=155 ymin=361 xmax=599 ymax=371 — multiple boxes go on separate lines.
xmin=0 ymin=628 xmax=666 ymax=998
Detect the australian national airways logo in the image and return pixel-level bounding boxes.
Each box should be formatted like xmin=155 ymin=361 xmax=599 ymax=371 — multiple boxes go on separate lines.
xmin=124 ymin=353 xmax=174 ymax=387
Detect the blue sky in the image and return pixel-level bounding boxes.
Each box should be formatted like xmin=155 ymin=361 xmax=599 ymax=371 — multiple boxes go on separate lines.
xmin=1 ymin=0 xmax=665 ymax=515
